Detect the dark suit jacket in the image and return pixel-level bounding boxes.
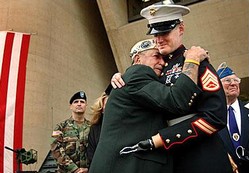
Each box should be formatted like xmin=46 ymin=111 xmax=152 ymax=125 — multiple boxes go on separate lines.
xmin=219 ymin=100 xmax=249 ymax=173
xmin=89 ymin=64 xmax=201 ymax=173
xmin=86 ymin=116 xmax=103 ymax=166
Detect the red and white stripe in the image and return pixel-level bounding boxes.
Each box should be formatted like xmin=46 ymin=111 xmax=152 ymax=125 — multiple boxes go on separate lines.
xmin=193 ymin=118 xmax=218 ymax=135
xmin=0 ymin=31 xmax=31 ymax=173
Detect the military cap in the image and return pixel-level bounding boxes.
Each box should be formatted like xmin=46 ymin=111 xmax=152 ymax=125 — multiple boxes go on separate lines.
xmin=216 ymin=62 xmax=235 ymax=79
xmin=140 ymin=0 xmax=190 ymax=35
xmin=69 ymin=91 xmax=87 ymax=104
xmin=130 ymin=39 xmax=157 ymax=60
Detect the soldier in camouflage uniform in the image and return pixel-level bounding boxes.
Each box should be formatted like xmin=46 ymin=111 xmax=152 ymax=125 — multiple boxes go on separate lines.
xmin=51 ymin=91 xmax=91 ymax=173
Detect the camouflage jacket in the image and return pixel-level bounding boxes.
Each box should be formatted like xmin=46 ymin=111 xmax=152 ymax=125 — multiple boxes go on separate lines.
xmin=51 ymin=116 xmax=91 ymax=173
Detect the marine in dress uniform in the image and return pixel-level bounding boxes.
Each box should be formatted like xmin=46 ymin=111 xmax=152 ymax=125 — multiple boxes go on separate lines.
xmin=89 ymin=39 xmax=202 ymax=173
xmin=217 ymin=63 xmax=249 ymax=173
xmin=124 ymin=1 xmax=233 ymax=173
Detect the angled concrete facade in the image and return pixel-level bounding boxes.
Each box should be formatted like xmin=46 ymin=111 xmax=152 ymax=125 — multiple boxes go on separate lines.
xmin=97 ymin=0 xmax=249 ymax=99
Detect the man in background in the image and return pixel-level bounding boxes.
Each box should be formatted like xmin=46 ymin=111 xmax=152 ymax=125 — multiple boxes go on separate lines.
xmin=51 ymin=91 xmax=90 ymax=173
xmin=217 ymin=62 xmax=249 ymax=173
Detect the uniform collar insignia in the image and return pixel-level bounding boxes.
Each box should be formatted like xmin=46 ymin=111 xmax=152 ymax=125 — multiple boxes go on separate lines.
xmin=163 ymin=45 xmax=186 ymax=62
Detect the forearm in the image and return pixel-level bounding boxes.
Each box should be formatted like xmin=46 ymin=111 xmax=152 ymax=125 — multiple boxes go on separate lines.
xmin=182 ymin=62 xmax=199 ymax=84
xmin=51 ymin=141 xmax=79 ymax=172
xmin=182 ymin=46 xmax=209 ymax=84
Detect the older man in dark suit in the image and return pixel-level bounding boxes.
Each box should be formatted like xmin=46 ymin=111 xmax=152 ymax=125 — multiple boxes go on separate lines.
xmin=217 ymin=62 xmax=249 ymax=173
xmin=89 ymin=38 xmax=208 ymax=173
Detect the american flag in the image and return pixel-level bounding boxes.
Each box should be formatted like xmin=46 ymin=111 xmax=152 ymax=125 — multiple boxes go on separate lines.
xmin=0 ymin=31 xmax=31 ymax=173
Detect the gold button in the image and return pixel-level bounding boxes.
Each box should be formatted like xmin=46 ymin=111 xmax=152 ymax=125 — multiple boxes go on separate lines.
xmin=161 ymin=72 xmax=164 ymax=76
xmin=191 ymin=96 xmax=195 ymax=99
xmin=176 ymin=134 xmax=181 ymax=138
xmin=165 ymin=63 xmax=168 ymax=67
xmin=194 ymin=93 xmax=197 ymax=96
xmin=187 ymin=129 xmax=192 ymax=134
xmin=190 ymin=99 xmax=193 ymax=103
xmin=166 ymin=139 xmax=170 ymax=143
xmin=188 ymin=102 xmax=192 ymax=106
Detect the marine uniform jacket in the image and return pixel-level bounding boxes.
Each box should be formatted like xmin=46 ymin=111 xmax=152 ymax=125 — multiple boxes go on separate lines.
xmin=219 ymin=100 xmax=249 ymax=173
xmin=158 ymin=45 xmax=233 ymax=173
xmin=89 ymin=64 xmax=201 ymax=173
xmin=51 ymin=117 xmax=91 ymax=173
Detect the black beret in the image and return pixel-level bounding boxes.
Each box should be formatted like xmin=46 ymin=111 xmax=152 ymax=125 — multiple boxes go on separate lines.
xmin=69 ymin=91 xmax=87 ymax=104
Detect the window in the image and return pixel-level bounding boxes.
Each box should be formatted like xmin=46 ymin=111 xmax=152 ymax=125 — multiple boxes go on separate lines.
xmin=127 ymin=0 xmax=205 ymax=22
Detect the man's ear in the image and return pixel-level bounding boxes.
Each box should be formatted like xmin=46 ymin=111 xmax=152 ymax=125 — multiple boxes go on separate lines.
xmin=133 ymin=55 xmax=140 ymax=64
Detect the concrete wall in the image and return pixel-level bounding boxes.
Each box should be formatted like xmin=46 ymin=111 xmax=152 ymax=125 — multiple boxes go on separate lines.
xmin=97 ymin=0 xmax=249 ymax=75
xmin=97 ymin=0 xmax=249 ymax=98
xmin=0 ymin=0 xmax=117 ymax=170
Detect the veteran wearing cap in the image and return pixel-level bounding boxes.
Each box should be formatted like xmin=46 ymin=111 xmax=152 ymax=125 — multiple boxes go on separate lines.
xmin=217 ymin=62 xmax=249 ymax=173
xmin=51 ymin=91 xmax=91 ymax=173
xmin=89 ymin=39 xmax=209 ymax=173
xmin=110 ymin=1 xmax=233 ymax=173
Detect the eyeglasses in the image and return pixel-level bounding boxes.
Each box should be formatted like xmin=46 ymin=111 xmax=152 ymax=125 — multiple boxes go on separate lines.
xmin=222 ymin=77 xmax=241 ymax=84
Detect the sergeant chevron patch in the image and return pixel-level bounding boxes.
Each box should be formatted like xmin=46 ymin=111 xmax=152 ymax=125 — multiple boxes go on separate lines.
xmin=193 ymin=118 xmax=217 ymax=135
xmin=201 ymin=68 xmax=220 ymax=91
